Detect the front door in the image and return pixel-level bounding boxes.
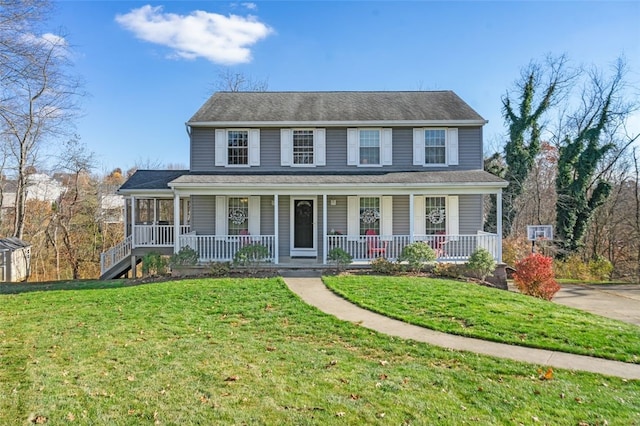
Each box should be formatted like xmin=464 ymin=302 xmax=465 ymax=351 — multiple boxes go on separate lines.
xmin=291 ymin=197 xmax=316 ymax=257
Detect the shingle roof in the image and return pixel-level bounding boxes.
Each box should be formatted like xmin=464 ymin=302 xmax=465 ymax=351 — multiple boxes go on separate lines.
xmin=0 ymin=237 xmax=30 ymax=250
xmin=169 ymin=170 xmax=507 ymax=187
xmin=188 ymin=91 xmax=485 ymax=124
xmin=118 ymin=170 xmax=189 ymax=192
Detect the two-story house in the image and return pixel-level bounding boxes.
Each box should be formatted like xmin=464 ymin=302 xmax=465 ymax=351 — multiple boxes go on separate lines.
xmin=100 ymin=91 xmax=507 ymax=279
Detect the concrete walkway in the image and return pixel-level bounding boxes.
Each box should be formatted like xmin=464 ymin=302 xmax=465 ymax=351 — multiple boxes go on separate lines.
xmin=283 ymin=277 xmax=640 ymax=380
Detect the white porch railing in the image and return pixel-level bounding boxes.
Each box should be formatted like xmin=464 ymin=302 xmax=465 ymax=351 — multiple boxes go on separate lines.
xmin=326 ymin=233 xmax=499 ymax=262
xmin=133 ymin=224 xmax=191 ymax=247
xmin=100 ymin=235 xmax=132 ymax=275
xmin=178 ymin=234 xmax=276 ymax=263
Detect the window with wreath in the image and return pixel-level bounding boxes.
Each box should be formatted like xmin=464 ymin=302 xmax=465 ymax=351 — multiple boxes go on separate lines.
xmin=227 ymin=197 xmax=249 ymax=235
xmin=359 ymin=130 xmax=380 ymax=165
xmin=359 ymin=197 xmax=380 ymax=235
xmin=425 ymin=129 xmax=446 ymax=165
xmin=425 ymin=196 xmax=446 ymax=234
xmin=293 ymin=130 xmax=314 ymax=165
xmin=228 ymin=130 xmax=249 ymax=165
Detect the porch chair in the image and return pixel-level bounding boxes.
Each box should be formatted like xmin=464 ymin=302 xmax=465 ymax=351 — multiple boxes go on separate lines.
xmin=365 ymin=229 xmax=387 ymax=258
xmin=239 ymin=229 xmax=251 ymax=246
xmin=430 ymin=231 xmax=447 ymax=258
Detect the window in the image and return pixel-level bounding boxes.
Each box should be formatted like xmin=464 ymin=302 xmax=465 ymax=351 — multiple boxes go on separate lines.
xmin=359 ymin=197 xmax=380 ymax=235
xmin=425 ymin=197 xmax=446 ymax=234
xmin=413 ymin=128 xmax=458 ymax=167
xmin=359 ymin=129 xmax=380 ymax=165
xmin=227 ymin=197 xmax=249 ymax=235
xmin=227 ymin=130 xmax=248 ymax=165
xmin=293 ymin=130 xmax=314 ymax=165
xmin=424 ymin=129 xmax=446 ymax=165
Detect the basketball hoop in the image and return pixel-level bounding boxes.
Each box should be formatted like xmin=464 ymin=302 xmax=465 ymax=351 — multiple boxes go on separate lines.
xmin=527 ymin=225 xmax=553 ymax=253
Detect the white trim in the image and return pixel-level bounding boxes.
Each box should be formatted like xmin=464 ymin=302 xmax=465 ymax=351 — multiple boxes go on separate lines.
xmin=188 ymin=119 xmax=487 ymax=127
xmin=447 ymin=128 xmax=459 ymax=166
xmin=381 ymin=128 xmax=393 ymax=166
xmin=314 ymin=128 xmax=326 ymax=166
xmin=446 ymin=195 xmax=459 ymax=236
xmin=280 ymin=129 xmax=292 ymax=166
xmin=381 ymin=195 xmax=393 ymax=238
xmin=248 ymin=129 xmax=260 ymax=166
xmin=290 ymin=197 xmax=317 ymax=257
xmin=215 ymin=195 xmax=227 ymax=239
xmin=355 ymin=128 xmax=382 ymax=167
xmin=347 ymin=128 xmax=358 ymax=165
xmin=215 ymin=129 xmax=226 ymax=166
xmin=248 ymin=195 xmax=261 ymax=235
xmin=273 ymin=194 xmax=279 ymax=264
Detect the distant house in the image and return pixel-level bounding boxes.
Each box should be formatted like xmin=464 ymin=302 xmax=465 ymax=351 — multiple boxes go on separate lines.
xmin=0 ymin=237 xmax=31 ymax=282
xmin=101 ymin=91 xmax=508 ymax=279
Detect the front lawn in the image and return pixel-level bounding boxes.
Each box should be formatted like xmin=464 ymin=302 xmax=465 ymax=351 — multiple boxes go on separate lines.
xmin=323 ymin=275 xmax=640 ymax=364
xmin=1 ymin=278 xmax=638 ymax=425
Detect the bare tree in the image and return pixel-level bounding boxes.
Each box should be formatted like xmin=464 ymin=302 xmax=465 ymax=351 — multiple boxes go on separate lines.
xmin=213 ymin=67 xmax=268 ymax=92
xmin=0 ymin=0 xmax=83 ymax=239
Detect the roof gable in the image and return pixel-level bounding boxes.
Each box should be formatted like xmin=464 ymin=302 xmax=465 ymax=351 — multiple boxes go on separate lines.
xmin=188 ymin=91 xmax=485 ymax=124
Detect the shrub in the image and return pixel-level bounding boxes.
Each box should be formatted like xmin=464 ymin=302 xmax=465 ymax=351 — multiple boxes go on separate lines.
xmin=208 ymin=261 xmax=231 ymax=277
xmin=169 ymin=246 xmax=199 ymax=268
xmin=588 ymin=256 xmax=613 ymax=281
xmin=467 ymin=248 xmax=496 ymax=281
xmin=433 ymin=262 xmax=466 ymax=279
xmin=141 ymin=251 xmax=168 ymax=277
xmin=328 ymin=247 xmax=353 ymax=272
xmin=554 ymin=254 xmax=589 ymax=280
xmin=371 ymin=257 xmax=402 ymax=275
xmin=502 ymin=236 xmax=531 ymax=266
xmin=513 ymin=253 xmax=560 ymax=301
xmin=233 ymin=244 xmax=270 ymax=274
xmin=398 ymin=242 xmax=436 ymax=273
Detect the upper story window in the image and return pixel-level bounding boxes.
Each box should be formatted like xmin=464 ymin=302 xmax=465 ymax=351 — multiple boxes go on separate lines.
xmin=359 ymin=130 xmax=380 ymax=165
xmin=424 ymin=129 xmax=446 ymax=165
xmin=227 ymin=130 xmax=248 ymax=165
xmin=413 ymin=128 xmax=458 ymax=167
xmin=280 ymin=129 xmax=326 ymax=167
xmin=293 ymin=130 xmax=314 ymax=165
xmin=215 ymin=129 xmax=260 ymax=167
xmin=347 ymin=128 xmax=392 ymax=167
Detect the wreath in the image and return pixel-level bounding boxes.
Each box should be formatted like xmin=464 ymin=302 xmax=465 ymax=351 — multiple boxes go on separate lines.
xmin=427 ymin=208 xmax=446 ymax=224
xmin=228 ymin=208 xmax=247 ymax=225
xmin=360 ymin=208 xmax=380 ymax=224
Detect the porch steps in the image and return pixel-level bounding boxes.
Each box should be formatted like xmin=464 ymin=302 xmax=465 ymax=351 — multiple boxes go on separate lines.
xmin=99 ymin=255 xmax=138 ymax=280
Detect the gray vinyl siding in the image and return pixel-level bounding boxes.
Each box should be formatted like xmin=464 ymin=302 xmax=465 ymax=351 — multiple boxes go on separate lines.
xmin=458 ymin=194 xmax=483 ymax=234
xmin=392 ymin=195 xmax=410 ymax=235
xmin=457 ymin=127 xmax=483 ymax=170
xmin=260 ymin=129 xmax=280 ymax=168
xmin=190 ymin=128 xmax=214 ymax=172
xmin=278 ymin=196 xmax=290 ymax=257
xmin=260 ymin=196 xmax=275 ymax=235
xmin=190 ymin=195 xmax=215 ymax=234
xmin=188 ymin=126 xmax=483 ymax=172
xmin=327 ymin=195 xmax=348 ymax=234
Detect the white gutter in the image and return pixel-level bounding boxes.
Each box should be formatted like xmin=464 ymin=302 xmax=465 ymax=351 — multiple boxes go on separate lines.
xmin=185 ymin=119 xmax=488 ymax=128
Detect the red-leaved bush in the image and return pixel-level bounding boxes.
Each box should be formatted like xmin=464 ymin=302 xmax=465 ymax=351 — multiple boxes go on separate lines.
xmin=513 ymin=253 xmax=560 ymax=301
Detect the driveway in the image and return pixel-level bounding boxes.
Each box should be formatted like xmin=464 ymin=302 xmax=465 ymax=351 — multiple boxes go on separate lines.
xmin=552 ymin=283 xmax=640 ymax=326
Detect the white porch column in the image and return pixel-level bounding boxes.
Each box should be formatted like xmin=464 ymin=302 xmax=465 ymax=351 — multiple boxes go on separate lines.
xmin=273 ymin=194 xmax=279 ymax=265
xmin=173 ymin=193 xmax=180 ymax=254
xmin=409 ymin=193 xmax=415 ymax=243
xmin=123 ymin=199 xmax=128 ymax=241
xmin=131 ymin=196 xmax=136 ymax=248
xmin=322 ymin=194 xmax=328 ymax=265
xmin=496 ymin=190 xmax=503 ymax=262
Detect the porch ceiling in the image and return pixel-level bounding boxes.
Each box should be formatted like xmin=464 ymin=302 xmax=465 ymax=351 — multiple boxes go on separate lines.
xmin=169 ymin=170 xmax=506 ymax=192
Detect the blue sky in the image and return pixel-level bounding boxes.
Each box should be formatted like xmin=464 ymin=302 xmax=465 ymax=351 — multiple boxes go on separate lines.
xmin=51 ymin=1 xmax=640 ymax=173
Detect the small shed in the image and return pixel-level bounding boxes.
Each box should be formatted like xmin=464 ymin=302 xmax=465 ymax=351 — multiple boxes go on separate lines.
xmin=0 ymin=237 xmax=31 ymax=282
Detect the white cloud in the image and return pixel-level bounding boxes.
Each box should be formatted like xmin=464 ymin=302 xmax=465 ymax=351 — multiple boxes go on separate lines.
xmin=242 ymin=3 xmax=258 ymax=10
xmin=115 ymin=5 xmax=272 ymax=65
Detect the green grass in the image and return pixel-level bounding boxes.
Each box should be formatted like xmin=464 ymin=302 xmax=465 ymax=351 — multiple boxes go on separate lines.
xmin=323 ymin=275 xmax=640 ymax=364
xmin=1 ymin=278 xmax=639 ymax=425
